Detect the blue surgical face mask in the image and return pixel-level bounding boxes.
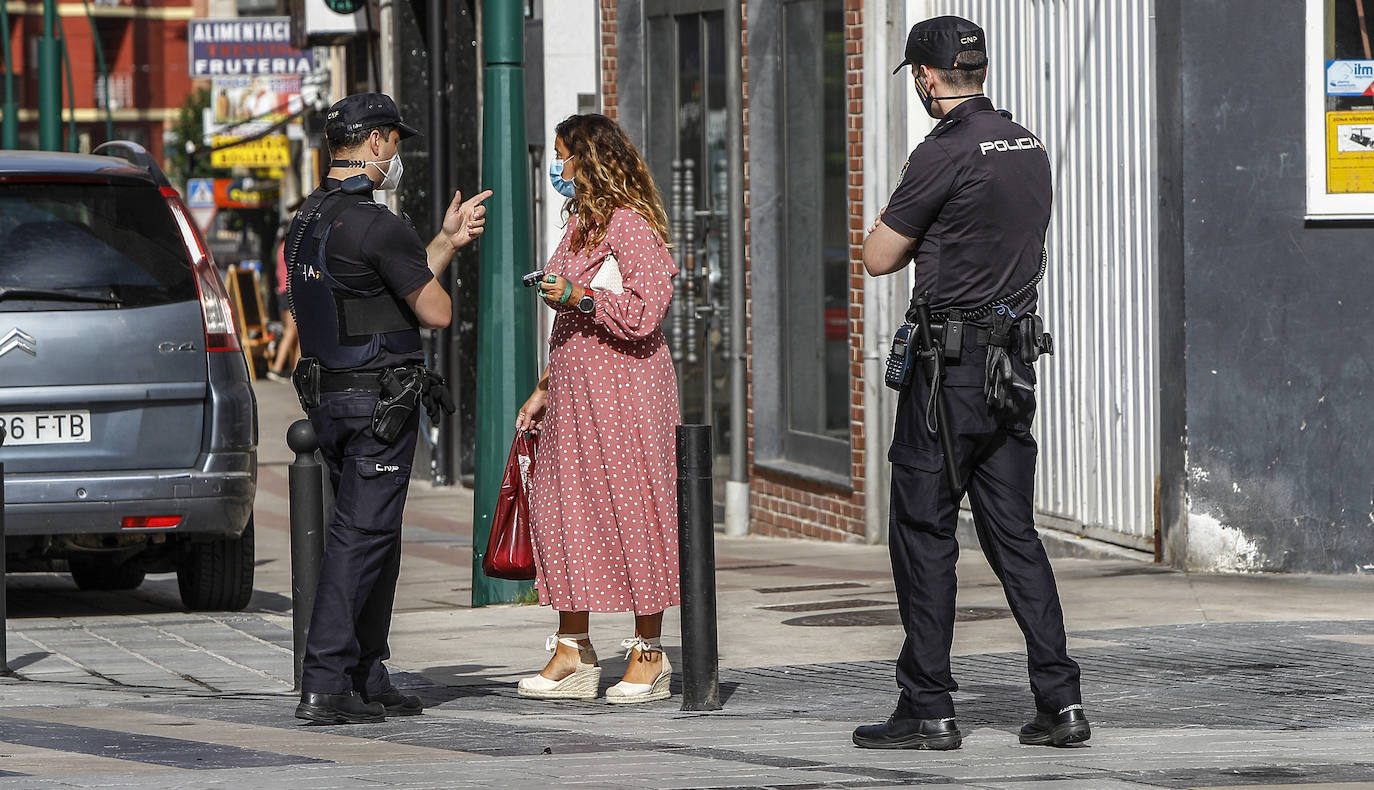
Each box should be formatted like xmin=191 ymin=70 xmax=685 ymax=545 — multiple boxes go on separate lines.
xmin=549 ymin=156 xmax=576 ymax=198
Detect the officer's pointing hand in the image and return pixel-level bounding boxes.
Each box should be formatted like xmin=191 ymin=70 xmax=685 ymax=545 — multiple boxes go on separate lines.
xmin=444 ymin=189 xmax=494 ymax=250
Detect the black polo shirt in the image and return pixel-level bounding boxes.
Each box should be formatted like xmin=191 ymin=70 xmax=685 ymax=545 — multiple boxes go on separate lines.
xmin=882 ymin=97 xmax=1051 ymax=317
xmin=304 ymin=178 xmax=433 ymax=301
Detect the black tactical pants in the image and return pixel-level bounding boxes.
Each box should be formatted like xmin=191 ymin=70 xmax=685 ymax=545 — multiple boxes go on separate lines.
xmin=301 ymin=391 xmax=418 ymax=696
xmin=887 ymin=352 xmax=1081 ymax=720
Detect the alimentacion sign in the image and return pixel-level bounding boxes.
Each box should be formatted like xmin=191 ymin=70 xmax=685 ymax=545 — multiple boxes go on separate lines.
xmin=189 ymin=17 xmax=318 ymax=77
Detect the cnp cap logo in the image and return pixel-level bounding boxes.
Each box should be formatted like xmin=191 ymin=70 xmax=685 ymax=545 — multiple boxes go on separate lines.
xmin=0 ymin=328 xmax=36 ymax=358
xmin=961 ymin=34 xmax=980 ymax=45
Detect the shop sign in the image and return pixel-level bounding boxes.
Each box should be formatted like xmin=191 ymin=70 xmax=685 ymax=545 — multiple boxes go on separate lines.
xmin=190 ymin=17 xmax=318 ymax=77
xmin=213 ymin=178 xmax=279 ymax=209
xmin=210 ymin=133 xmax=292 ymax=169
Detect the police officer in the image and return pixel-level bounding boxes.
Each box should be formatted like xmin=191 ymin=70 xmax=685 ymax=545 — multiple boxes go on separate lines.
xmin=288 ymin=93 xmax=491 ymax=724
xmin=854 ymin=17 xmax=1088 ymax=750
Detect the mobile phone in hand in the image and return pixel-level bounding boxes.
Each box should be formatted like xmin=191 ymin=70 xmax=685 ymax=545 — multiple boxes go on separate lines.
xmin=522 ymin=269 xmax=545 ymax=288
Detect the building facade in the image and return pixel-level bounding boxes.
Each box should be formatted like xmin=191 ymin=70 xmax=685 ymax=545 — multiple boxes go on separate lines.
xmin=1 ymin=0 xmax=199 ymax=158
xmin=545 ymin=0 xmax=1373 ymax=573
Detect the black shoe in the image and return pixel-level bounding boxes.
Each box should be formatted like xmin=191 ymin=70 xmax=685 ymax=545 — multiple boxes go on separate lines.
xmin=1019 ymin=705 xmax=1091 ymax=746
xmin=852 ymin=716 xmax=962 ymax=750
xmin=366 ymin=688 xmax=424 ymax=716
xmin=295 ymin=691 xmax=386 ymax=725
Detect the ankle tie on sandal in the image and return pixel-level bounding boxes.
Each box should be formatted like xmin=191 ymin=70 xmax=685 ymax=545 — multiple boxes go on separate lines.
xmin=620 ymin=636 xmax=663 ymax=660
xmin=546 ymin=633 xmax=590 ymax=652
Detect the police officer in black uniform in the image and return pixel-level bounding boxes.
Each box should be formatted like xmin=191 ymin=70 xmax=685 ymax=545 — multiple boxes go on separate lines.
xmin=853 ymin=17 xmax=1089 ymax=750
xmin=288 ymin=93 xmax=491 ymax=724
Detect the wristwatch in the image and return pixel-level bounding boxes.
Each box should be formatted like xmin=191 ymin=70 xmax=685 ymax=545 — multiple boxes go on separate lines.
xmin=575 ymin=292 xmax=595 ymax=314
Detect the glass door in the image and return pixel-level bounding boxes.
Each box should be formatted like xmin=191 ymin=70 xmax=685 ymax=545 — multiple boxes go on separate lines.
xmin=646 ymin=4 xmax=733 ymax=501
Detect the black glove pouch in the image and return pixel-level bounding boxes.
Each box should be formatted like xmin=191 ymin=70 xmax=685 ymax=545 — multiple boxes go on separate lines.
xmin=422 ymin=371 xmax=457 ymax=425
xmin=372 ymin=367 xmax=423 ymax=444
xmin=292 ymin=357 xmax=322 ymax=411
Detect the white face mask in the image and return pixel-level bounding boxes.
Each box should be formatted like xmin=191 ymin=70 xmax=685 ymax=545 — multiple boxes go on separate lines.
xmin=368 ymin=152 xmax=404 ymax=191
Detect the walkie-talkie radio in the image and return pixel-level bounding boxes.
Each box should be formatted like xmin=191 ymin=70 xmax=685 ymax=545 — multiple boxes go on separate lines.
xmin=885 ymin=323 xmax=917 ymax=391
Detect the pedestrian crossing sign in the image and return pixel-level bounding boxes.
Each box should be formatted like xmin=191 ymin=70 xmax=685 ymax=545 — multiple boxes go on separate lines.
xmin=187 ymin=178 xmax=216 ymax=209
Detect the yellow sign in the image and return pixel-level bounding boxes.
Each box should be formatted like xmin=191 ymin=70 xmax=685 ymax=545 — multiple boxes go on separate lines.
xmin=211 ymin=133 xmax=291 ymax=169
xmin=1325 ymin=111 xmax=1374 ymax=193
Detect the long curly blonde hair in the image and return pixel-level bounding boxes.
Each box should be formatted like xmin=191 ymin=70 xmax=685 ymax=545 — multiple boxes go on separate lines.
xmin=555 ymin=114 xmax=671 ymax=254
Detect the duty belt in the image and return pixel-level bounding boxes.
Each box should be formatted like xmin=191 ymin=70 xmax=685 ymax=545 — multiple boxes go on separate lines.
xmin=319 ymin=368 xmax=421 ymax=393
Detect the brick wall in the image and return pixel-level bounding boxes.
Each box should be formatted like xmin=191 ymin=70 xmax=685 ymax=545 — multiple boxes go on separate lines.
xmin=599 ymin=2 xmax=618 ymax=119
xmin=749 ymin=0 xmax=867 ymax=542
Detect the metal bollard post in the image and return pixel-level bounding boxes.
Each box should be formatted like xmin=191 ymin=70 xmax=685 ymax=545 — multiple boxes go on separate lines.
xmin=1 ymin=422 xmax=9 ymax=676
xmin=286 ymin=419 xmax=325 ymax=691
xmin=677 ymin=424 xmax=721 ymax=711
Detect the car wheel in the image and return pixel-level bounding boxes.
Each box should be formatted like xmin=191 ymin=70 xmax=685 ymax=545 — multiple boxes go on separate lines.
xmin=177 ymin=516 xmax=255 ymax=612
xmin=69 ymin=558 xmax=147 ymax=591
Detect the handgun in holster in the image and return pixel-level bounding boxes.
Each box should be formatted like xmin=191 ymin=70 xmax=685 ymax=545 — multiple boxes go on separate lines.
xmin=372 ymin=367 xmax=424 ymax=444
xmin=292 ymin=357 xmax=322 ymax=411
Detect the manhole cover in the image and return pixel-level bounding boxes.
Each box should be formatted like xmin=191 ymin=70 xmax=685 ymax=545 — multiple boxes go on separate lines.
xmin=782 ymin=607 xmax=1011 ymax=627
xmin=760 ymin=599 xmax=891 ymax=613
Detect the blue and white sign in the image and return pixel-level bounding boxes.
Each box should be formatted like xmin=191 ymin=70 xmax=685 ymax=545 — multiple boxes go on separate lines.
xmin=186 ymin=178 xmax=216 ymax=209
xmin=1327 ymin=60 xmax=1374 ymax=96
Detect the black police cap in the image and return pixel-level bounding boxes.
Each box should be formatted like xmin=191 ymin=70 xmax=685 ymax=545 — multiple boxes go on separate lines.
xmin=893 ymin=16 xmax=987 ymax=74
xmin=324 ymin=92 xmax=422 ymax=142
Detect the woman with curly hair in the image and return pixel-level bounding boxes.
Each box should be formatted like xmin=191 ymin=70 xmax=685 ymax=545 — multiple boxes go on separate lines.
xmin=514 ymin=113 xmax=681 ymax=704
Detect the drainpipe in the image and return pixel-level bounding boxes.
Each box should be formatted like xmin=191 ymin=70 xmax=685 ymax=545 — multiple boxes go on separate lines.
xmin=723 ymin=0 xmax=749 ymax=537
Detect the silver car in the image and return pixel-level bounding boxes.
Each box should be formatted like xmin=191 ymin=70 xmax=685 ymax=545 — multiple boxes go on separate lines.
xmin=0 ymin=142 xmax=257 ymax=610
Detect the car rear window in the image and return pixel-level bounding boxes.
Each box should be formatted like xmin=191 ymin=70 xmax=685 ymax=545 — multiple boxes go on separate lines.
xmin=0 ymin=182 xmax=196 ymax=310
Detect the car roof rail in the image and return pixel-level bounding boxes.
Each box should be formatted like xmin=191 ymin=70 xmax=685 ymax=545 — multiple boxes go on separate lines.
xmin=91 ymin=140 xmax=172 ymax=188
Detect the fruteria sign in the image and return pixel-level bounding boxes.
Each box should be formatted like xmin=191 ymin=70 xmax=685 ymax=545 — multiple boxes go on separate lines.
xmin=1326 ymin=60 xmax=1374 ymax=96
xmin=189 ymin=17 xmax=317 ymax=77
xmin=210 ymin=133 xmax=292 ymax=169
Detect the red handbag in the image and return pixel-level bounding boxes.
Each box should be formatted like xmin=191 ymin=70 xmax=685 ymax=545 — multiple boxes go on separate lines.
xmin=483 ymin=431 xmax=538 ymax=580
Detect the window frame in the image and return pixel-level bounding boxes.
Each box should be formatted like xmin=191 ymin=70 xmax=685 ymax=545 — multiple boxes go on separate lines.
xmin=1305 ymin=0 xmax=1374 ymax=218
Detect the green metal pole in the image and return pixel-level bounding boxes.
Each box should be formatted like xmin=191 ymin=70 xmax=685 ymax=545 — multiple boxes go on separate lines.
xmin=473 ymin=0 xmax=536 ymax=607
xmin=38 ymin=0 xmax=61 ymax=150
xmin=82 ymin=0 xmax=114 ymax=143
xmin=0 ymin=0 xmax=16 ymax=148
xmin=57 ymin=14 xmax=75 ymax=151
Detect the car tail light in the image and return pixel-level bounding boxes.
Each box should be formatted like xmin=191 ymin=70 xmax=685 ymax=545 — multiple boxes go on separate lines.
xmin=164 ymin=189 xmax=242 ymax=353
xmin=122 ymin=515 xmax=183 ymax=529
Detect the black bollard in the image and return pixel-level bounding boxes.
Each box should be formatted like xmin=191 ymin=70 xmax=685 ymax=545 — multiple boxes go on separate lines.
xmin=677 ymin=424 xmax=721 ymax=711
xmin=287 ymin=419 xmax=325 ymax=691
xmin=1 ymin=422 xmax=8 ymax=676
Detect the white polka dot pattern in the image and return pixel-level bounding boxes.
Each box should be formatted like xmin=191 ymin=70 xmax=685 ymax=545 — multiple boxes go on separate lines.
xmin=529 ymin=208 xmax=683 ymax=616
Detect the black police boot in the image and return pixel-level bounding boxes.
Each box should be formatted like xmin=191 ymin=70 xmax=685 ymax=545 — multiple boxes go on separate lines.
xmin=295 ymin=691 xmax=386 ymax=725
xmin=366 ymin=688 xmax=424 ymax=716
xmin=1019 ymin=705 xmax=1091 ymax=747
xmin=852 ymin=715 xmax=962 ymax=750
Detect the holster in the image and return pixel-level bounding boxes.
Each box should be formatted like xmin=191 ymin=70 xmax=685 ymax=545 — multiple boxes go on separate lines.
xmin=292 ymin=357 xmax=322 ymax=411
xmin=372 ymin=367 xmax=424 ymax=444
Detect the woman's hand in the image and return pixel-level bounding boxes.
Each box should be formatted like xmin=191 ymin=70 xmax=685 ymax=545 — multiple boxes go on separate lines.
xmin=516 ymin=387 xmax=549 ymax=435
xmin=538 ymin=274 xmax=585 ymax=308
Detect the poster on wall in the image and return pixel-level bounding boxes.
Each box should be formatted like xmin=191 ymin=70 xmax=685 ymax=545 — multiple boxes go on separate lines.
xmin=1325 ymin=111 xmax=1374 ymax=193
xmin=1326 ymin=60 xmax=1374 ymax=95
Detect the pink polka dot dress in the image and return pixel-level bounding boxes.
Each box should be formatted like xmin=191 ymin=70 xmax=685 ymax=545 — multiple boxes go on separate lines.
xmin=530 ymin=207 xmax=682 ymax=616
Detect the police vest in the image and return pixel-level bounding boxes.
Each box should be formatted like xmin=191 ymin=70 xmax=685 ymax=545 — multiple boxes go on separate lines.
xmin=286 ymin=189 xmax=422 ymax=372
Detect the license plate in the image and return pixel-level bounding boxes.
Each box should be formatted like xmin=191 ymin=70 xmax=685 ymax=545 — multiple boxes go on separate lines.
xmin=1 ymin=411 xmax=93 ymax=446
